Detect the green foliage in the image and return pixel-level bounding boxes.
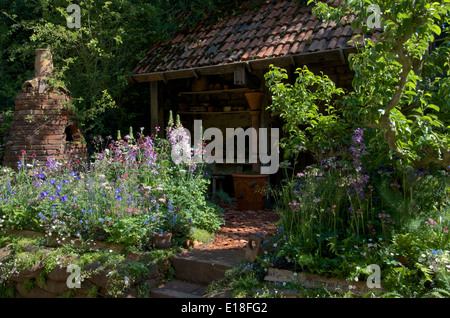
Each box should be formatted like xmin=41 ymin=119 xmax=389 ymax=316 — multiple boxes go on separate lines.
xmin=0 ymin=0 xmax=240 ymax=139
xmin=310 ymin=0 xmax=450 ymax=170
xmin=265 ymin=65 xmax=348 ymax=160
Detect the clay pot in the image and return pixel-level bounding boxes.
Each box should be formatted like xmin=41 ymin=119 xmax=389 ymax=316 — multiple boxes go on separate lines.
xmin=245 ymin=92 xmax=264 ymax=110
xmin=232 ymin=173 xmax=269 ymax=210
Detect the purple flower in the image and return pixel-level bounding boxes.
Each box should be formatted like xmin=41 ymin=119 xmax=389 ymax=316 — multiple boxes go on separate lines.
xmin=60 ymin=195 xmax=68 ymax=202
xmin=347 ymin=128 xmax=369 ymax=199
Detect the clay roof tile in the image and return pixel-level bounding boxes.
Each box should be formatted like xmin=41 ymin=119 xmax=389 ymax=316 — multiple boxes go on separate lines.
xmin=132 ymin=0 xmax=364 ymax=75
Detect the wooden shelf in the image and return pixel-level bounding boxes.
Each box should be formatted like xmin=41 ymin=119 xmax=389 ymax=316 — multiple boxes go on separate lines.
xmin=177 ymin=111 xmax=250 ymax=115
xmin=178 ymin=88 xmax=258 ymax=96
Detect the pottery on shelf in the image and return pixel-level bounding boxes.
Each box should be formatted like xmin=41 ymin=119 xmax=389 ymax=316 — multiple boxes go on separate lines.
xmin=245 ymin=92 xmax=264 ymax=110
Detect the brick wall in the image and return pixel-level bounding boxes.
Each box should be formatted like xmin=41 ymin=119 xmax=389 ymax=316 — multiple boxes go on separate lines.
xmin=2 ymin=90 xmax=87 ymax=168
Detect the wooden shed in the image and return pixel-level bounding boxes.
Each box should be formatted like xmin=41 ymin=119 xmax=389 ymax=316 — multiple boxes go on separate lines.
xmin=127 ymin=0 xmax=378 ymax=198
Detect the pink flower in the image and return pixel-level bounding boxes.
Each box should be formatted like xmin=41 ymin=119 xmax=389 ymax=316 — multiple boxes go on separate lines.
xmin=425 ymin=218 xmax=438 ymax=226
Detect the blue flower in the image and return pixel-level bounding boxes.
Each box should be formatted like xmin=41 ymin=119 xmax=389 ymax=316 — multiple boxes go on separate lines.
xmin=115 ymin=189 xmax=121 ymax=194
xmin=71 ymin=171 xmax=77 ymax=177
xmin=62 ymin=179 xmax=70 ymax=184
xmin=50 ymin=179 xmax=55 ymax=185
xmin=40 ymin=191 xmax=49 ymax=198
xmin=56 ymin=185 xmax=62 ymax=192
xmin=49 ymin=195 xmax=55 ymax=200
xmin=60 ymin=195 xmax=68 ymax=202
xmin=115 ymin=194 xmax=122 ymax=201
xmin=38 ymin=173 xmax=45 ymax=179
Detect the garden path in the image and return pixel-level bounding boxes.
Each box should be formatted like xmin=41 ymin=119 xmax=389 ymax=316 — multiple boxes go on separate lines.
xmin=200 ymin=202 xmax=280 ymax=250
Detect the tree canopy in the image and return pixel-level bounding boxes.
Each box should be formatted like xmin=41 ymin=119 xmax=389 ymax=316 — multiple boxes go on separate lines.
xmin=0 ymin=0 xmax=244 ymax=139
xmin=313 ymin=0 xmax=449 ymax=170
xmin=267 ymin=0 xmax=449 ymax=171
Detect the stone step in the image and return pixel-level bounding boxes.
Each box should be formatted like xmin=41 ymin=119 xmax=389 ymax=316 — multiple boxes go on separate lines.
xmin=172 ymin=247 xmax=246 ymax=285
xmin=150 ymin=280 xmax=207 ymax=298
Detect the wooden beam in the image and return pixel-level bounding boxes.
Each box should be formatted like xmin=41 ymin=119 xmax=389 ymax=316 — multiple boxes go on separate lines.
xmin=234 ymin=64 xmax=249 ymax=86
xmin=150 ymin=81 xmax=159 ymax=135
xmin=245 ymin=61 xmax=253 ymax=73
xmin=338 ymin=49 xmax=347 ymax=64
xmin=160 ymin=72 xmax=168 ymax=84
xmin=192 ymin=69 xmax=200 ymax=79
xmin=129 ymin=48 xmax=357 ymax=83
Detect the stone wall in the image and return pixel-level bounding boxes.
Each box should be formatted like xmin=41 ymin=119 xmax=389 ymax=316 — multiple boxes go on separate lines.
xmin=0 ymin=241 xmax=162 ymax=298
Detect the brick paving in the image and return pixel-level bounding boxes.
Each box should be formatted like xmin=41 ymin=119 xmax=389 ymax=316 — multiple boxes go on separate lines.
xmin=202 ymin=202 xmax=279 ymax=250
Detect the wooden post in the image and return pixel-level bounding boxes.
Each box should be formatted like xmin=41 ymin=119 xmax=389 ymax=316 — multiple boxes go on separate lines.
xmin=150 ymin=81 xmax=159 ymax=135
xmin=250 ymin=109 xmax=261 ymax=173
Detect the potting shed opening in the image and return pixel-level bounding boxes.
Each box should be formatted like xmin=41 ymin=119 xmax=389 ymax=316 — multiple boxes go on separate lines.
xmin=127 ymin=0 xmax=379 ymax=206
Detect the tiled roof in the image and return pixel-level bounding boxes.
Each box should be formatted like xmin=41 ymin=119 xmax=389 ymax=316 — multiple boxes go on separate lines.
xmin=132 ymin=0 xmax=380 ymax=76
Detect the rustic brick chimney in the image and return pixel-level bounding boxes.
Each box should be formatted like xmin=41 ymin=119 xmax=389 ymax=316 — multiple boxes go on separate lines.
xmin=2 ymin=48 xmax=87 ymax=168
